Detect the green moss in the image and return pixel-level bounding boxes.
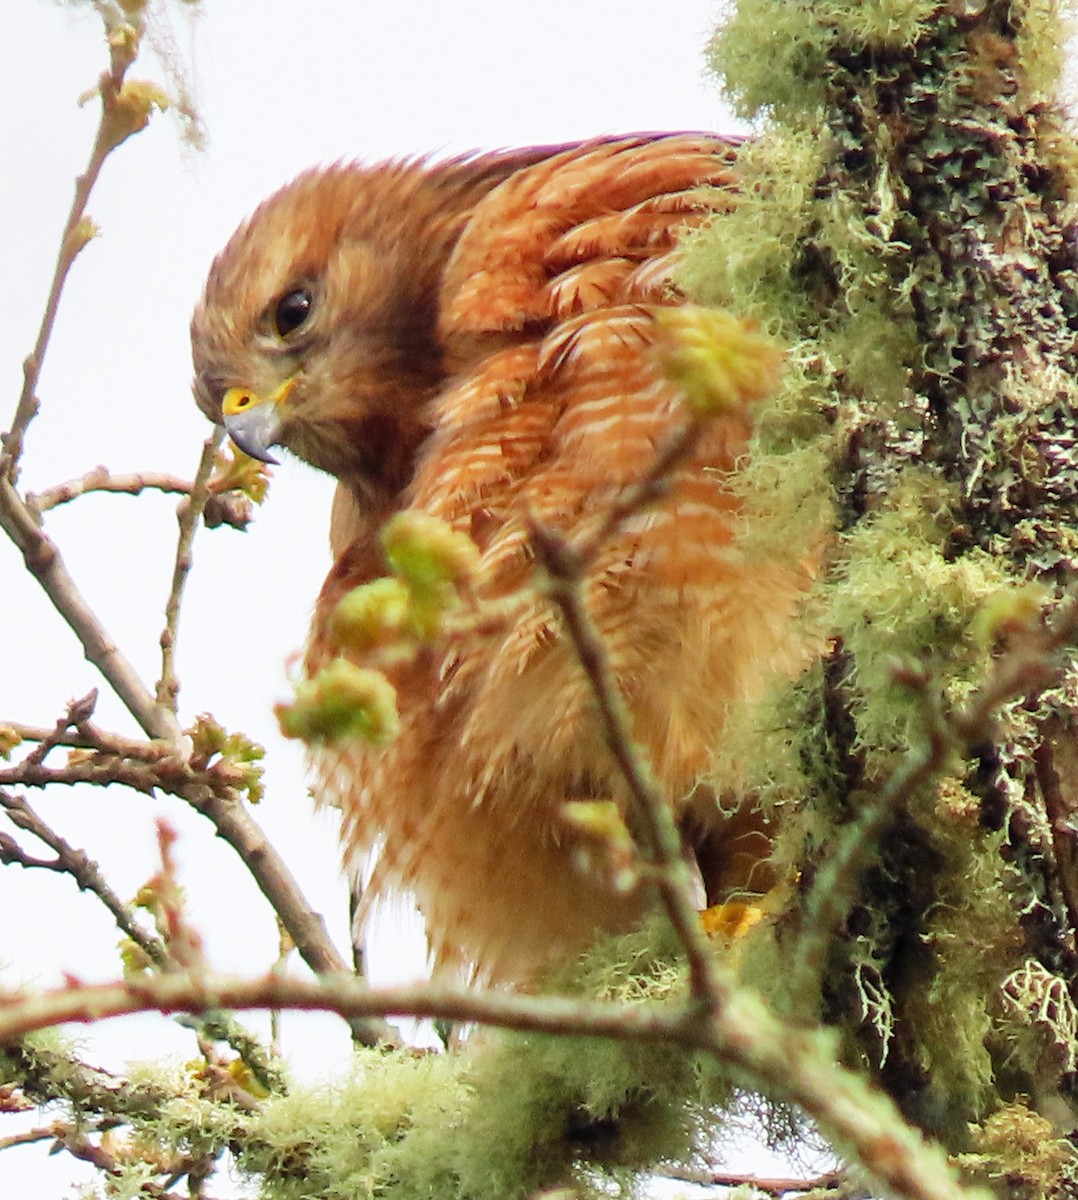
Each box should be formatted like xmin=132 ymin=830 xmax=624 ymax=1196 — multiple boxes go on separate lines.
xmin=709 ymin=0 xmax=942 ymax=123
xmin=896 ymin=782 xmax=1027 ymax=1122
xmin=102 ymin=928 xmax=714 ymax=1200
xmin=680 ymin=134 xmax=825 ymax=335
xmin=828 ymin=472 xmax=1014 ymax=764
xmin=1012 ymin=0 xmax=1069 ymax=105
xmin=958 ymin=1103 xmax=1078 ymax=1199
xmin=817 ymin=0 xmax=943 ymax=48
xmin=708 ymin=2 xmax=832 ymax=123
xmin=691 ymin=0 xmax=1078 ymax=1160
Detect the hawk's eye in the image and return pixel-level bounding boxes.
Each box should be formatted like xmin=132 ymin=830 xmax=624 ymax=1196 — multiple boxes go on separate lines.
xmin=274 ymin=288 xmax=313 ymax=337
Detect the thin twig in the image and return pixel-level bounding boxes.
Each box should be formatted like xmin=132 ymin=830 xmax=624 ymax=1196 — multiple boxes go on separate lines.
xmin=56 ymin=1125 xmax=172 ymax=1198
xmin=24 ymin=690 xmax=99 ymax=767
xmin=574 ymin=417 xmax=705 ymax=568
xmin=1034 ymin=739 xmax=1078 ymax=945
xmin=0 ymin=786 xmax=288 ymax=1083
xmin=0 ymin=475 xmax=183 ymax=743
xmin=661 ymin=1164 xmax=851 ymax=1196
xmin=0 ymin=720 xmax=175 ymax=760
xmin=529 ymin=522 xmax=723 ymax=1005
xmin=1 ymin=26 xmax=140 ymax=478
xmin=0 ymin=1124 xmax=65 ymax=1152
xmin=0 ymin=735 xmax=396 ymax=1047
xmin=952 ymin=593 xmax=1078 ymax=742
xmin=525 ymin=413 xmax=720 ymax=1001
xmin=26 ymin=467 xmax=195 ymax=513
xmin=157 ymin=432 xmax=223 ymax=712
xmin=0 ymin=17 xmax=183 ymax=743
xmin=0 ymin=788 xmax=168 ymax=967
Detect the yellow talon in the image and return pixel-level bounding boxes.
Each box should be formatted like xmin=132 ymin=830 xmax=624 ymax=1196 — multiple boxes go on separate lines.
xmin=700 ymin=900 xmax=765 ymax=940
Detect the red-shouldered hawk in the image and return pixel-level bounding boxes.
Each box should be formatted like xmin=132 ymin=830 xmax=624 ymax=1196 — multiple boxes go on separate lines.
xmin=190 ymin=134 xmax=814 ymax=982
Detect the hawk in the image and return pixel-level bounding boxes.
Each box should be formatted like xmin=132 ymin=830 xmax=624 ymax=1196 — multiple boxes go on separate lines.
xmin=191 ymin=134 xmax=813 ymax=982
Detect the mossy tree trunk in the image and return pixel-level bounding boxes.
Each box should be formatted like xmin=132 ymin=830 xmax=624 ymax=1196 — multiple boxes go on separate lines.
xmin=688 ymin=0 xmax=1078 ymax=1183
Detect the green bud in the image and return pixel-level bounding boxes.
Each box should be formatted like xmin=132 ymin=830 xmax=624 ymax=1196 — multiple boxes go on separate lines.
xmin=381 ymin=511 xmax=480 ymax=593
xmin=655 ymin=307 xmax=784 ymax=418
xmin=276 ymin=660 xmax=399 ymax=746
xmin=330 ymin=577 xmax=414 ymax=656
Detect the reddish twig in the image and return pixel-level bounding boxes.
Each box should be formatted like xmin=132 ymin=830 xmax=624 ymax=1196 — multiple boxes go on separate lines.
xmin=0 ymin=787 xmax=166 ymax=966
xmin=157 ymin=432 xmax=223 ymax=712
xmin=26 ymin=467 xmax=196 ymax=513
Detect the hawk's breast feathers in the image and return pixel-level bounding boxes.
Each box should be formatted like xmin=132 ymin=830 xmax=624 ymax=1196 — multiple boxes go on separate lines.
xmin=191 ymin=133 xmax=813 ymax=981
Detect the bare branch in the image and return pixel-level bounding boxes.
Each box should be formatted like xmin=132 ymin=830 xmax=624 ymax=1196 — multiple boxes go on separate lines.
xmin=26 ymin=466 xmax=196 ymax=513
xmin=22 ymin=689 xmax=100 ymax=767
xmin=0 ymin=1124 xmax=65 ymax=1153
xmin=0 ymin=723 xmax=396 ymax=1047
xmin=529 ymin=520 xmax=723 ymax=1005
xmin=0 ymin=788 xmax=167 ymax=967
xmin=157 ymin=432 xmax=223 ymax=712
xmin=661 ymin=1165 xmax=853 ymax=1197
xmin=0 ymin=475 xmax=183 ymax=742
xmin=509 ymin=409 xmax=718 ymax=1002
xmin=0 ymin=720 xmax=175 ymax=760
xmin=1 ymin=21 xmax=145 ymax=478
xmin=0 ymin=968 xmax=980 ymax=1200
xmin=53 ymin=1124 xmax=173 ymax=1197
xmin=21 ymin=462 xmax=253 ymax=530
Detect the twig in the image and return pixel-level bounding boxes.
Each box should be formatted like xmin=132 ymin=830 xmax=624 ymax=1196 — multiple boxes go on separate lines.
xmin=1034 ymin=740 xmax=1078 ymax=945
xmin=0 ymin=1124 xmax=66 ymax=1152
xmin=952 ymin=593 xmax=1078 ymax=742
xmin=0 ymin=720 xmax=175 ymax=760
xmin=0 ymin=788 xmax=167 ymax=967
xmin=1 ymin=21 xmax=140 ymax=478
xmin=157 ymin=433 xmax=223 ymax=712
xmin=0 ymin=968 xmax=983 ymax=1200
xmin=661 ymin=1164 xmax=851 ymax=1196
xmin=529 ymin=522 xmax=723 ymax=1005
xmin=0 ymin=738 xmax=396 ymax=1046
xmin=574 ymin=417 xmax=705 ymax=568
xmin=55 ymin=1125 xmax=172 ymax=1197
xmin=0 ymin=475 xmax=183 ymax=743
xmin=524 ymin=412 xmax=720 ymax=1002
xmin=26 ymin=466 xmax=195 ymax=513
xmin=24 ymin=689 xmax=100 ymax=767
xmin=0 ymin=792 xmax=287 ymax=1087
xmin=0 ymin=16 xmax=184 ymax=743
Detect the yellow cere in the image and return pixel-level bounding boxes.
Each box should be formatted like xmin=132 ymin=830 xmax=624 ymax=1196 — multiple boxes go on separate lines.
xmin=222 ymin=387 xmax=257 ymax=416
xmin=222 ymin=376 xmax=297 ymax=417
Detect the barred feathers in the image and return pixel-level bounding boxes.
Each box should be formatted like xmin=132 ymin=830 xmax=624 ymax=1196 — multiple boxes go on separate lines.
xmin=193 ymin=134 xmax=814 ymax=982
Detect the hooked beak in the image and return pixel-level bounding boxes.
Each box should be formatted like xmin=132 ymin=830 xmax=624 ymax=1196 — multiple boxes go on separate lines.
xmin=221 ymin=377 xmax=296 ymax=463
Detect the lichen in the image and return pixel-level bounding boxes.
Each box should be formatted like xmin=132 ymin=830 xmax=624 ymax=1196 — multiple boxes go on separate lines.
xmin=686 ymin=0 xmax=1078 ymax=1165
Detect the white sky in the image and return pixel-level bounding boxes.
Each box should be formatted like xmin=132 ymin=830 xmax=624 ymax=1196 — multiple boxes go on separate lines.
xmin=0 ymin=0 xmax=769 ymax=1192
